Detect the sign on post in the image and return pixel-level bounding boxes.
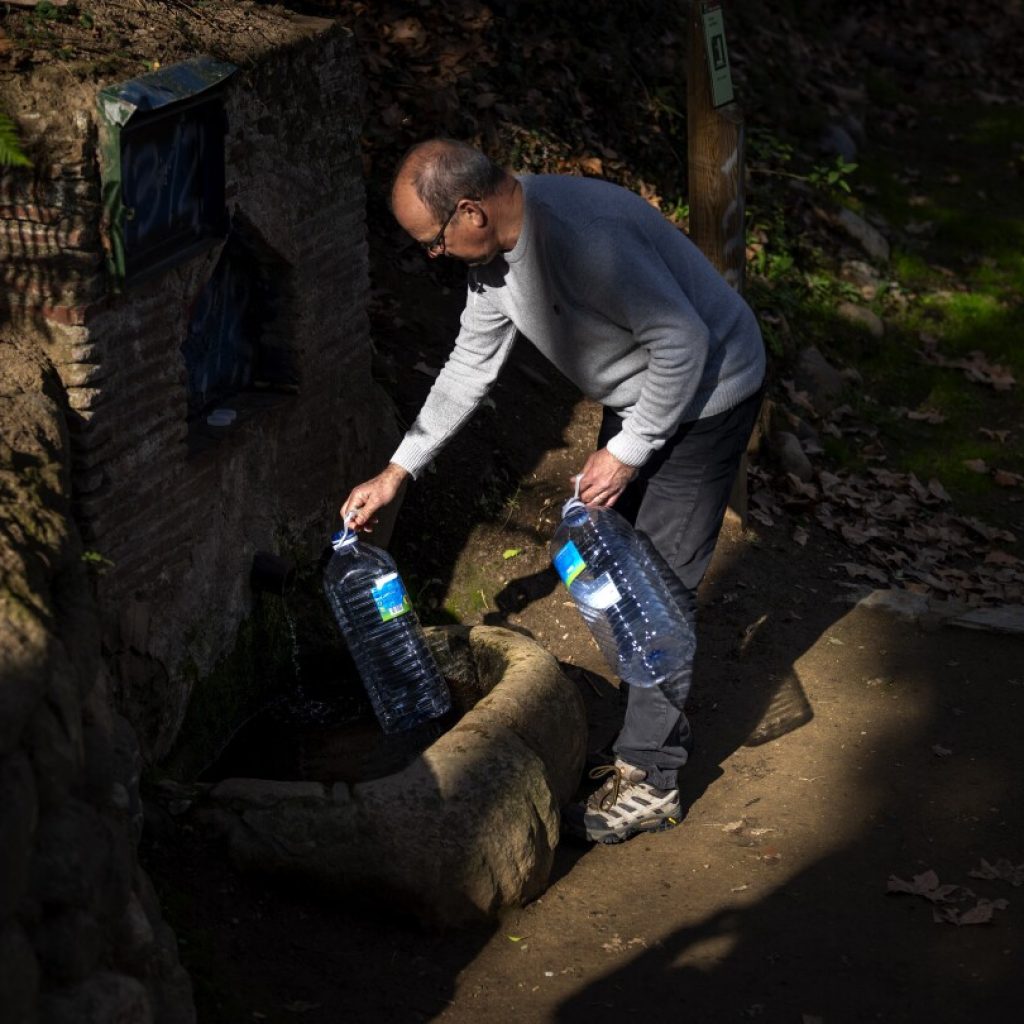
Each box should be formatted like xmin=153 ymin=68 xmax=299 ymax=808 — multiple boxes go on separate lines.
xmin=700 ymin=3 xmax=734 ymax=109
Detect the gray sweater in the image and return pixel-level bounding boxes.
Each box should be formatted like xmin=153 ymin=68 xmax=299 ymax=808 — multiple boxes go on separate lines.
xmin=391 ymin=174 xmax=765 ymax=477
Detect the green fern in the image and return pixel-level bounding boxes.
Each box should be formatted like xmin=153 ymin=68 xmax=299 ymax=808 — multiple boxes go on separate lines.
xmin=0 ymin=113 xmax=32 ymax=168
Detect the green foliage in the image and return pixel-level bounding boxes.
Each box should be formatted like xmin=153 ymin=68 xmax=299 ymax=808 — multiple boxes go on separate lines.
xmin=747 ymin=127 xmax=858 ymax=198
xmin=807 ymin=155 xmax=858 ymax=195
xmin=0 ymin=114 xmax=31 ymax=168
xmin=33 ymin=1 xmax=70 ymax=21
xmin=81 ymin=549 xmax=115 ymax=574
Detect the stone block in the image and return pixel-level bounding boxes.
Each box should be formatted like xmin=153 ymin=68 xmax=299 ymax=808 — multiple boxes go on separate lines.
xmin=203 ymin=626 xmax=586 ymax=927
xmin=0 ymin=752 xmax=38 ymax=919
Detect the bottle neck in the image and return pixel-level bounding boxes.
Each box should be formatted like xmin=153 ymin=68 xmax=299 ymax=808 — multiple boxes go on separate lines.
xmin=561 ymin=497 xmax=589 ymax=526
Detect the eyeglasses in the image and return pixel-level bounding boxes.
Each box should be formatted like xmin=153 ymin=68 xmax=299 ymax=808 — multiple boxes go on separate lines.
xmin=421 ymin=204 xmax=459 ymax=256
xmin=419 ymin=197 xmax=478 ymax=256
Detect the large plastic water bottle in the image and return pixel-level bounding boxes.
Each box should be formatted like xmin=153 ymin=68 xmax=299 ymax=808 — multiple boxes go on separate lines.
xmin=551 ymin=493 xmax=695 ymax=688
xmin=323 ymin=524 xmax=451 ymax=734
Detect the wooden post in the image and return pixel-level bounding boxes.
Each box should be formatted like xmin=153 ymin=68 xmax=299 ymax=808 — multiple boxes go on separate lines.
xmin=687 ymin=0 xmax=753 ymax=525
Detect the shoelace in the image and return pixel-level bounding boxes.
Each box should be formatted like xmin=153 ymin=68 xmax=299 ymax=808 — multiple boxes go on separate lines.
xmin=588 ymin=763 xmax=630 ymax=810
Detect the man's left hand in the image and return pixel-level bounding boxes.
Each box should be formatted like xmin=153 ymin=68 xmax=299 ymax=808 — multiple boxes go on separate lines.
xmin=576 ymin=448 xmax=638 ymax=507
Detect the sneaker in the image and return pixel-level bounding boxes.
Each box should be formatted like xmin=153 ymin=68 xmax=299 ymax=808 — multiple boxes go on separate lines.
xmin=563 ymin=759 xmax=681 ymax=844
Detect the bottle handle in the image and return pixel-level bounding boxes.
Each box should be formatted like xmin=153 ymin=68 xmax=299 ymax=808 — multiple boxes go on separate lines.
xmin=341 ymin=508 xmax=360 ymax=543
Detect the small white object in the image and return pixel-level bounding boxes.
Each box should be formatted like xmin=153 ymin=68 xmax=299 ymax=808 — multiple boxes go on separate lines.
xmin=206 ymin=408 xmax=237 ymax=427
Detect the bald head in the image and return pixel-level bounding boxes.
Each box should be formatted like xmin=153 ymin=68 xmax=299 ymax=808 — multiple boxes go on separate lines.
xmin=391 ymin=139 xmax=509 ymax=221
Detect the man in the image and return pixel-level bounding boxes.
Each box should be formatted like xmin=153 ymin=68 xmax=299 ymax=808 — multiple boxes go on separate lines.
xmin=342 ymin=138 xmax=765 ymax=844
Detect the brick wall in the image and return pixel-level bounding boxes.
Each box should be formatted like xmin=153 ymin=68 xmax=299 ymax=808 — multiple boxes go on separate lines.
xmin=3 ymin=22 xmax=400 ymax=764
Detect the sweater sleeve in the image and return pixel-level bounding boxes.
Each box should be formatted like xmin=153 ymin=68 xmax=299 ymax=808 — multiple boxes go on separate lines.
xmin=390 ymin=284 xmax=518 ymax=478
xmin=576 ymin=219 xmax=712 ymax=467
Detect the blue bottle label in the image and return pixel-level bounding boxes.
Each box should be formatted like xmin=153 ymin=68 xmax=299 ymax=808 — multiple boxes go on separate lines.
xmin=553 ymin=540 xmax=586 ymax=587
xmin=371 ymin=572 xmax=412 ymax=622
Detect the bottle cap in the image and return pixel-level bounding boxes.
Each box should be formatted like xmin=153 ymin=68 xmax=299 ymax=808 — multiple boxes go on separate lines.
xmin=561 ymin=496 xmax=588 ymax=521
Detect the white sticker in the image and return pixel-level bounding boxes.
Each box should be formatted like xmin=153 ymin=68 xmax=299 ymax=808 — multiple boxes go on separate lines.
xmin=578 ymin=572 xmax=621 ymax=610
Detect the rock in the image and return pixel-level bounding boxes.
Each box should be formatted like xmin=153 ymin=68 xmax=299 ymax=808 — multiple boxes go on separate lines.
xmin=771 ymin=431 xmax=815 ymax=482
xmin=837 ymin=302 xmax=885 ymax=339
xmin=201 ymin=626 xmax=587 ymax=927
xmin=0 ymin=922 xmax=39 ymax=1023
xmin=843 ymin=112 xmax=866 ymax=145
xmin=0 ymin=614 xmax=48 ymax=756
xmin=796 ymin=345 xmax=846 ymax=412
xmin=209 ymin=779 xmax=327 ymax=807
xmin=0 ymin=752 xmax=38 ymax=919
xmin=27 ymin=696 xmax=84 ymax=808
xmin=793 ymin=416 xmax=821 ymax=446
xmin=39 ymin=971 xmax=152 ymax=1024
xmin=835 ymin=207 xmax=890 ymax=264
xmin=819 ymin=123 xmax=857 ymax=162
xmin=856 ymin=589 xmax=931 ymax=620
xmin=840 ymin=258 xmax=882 ymax=298
xmin=31 ymin=908 xmax=104 ymax=985
xmin=30 ymin=799 xmax=113 ymax=913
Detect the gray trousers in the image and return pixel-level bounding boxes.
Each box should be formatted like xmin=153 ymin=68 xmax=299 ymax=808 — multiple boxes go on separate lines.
xmin=598 ymin=386 xmax=764 ymax=789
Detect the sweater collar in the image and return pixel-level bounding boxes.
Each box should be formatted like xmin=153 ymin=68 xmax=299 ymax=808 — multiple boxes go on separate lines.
xmin=504 ymin=175 xmax=533 ymax=264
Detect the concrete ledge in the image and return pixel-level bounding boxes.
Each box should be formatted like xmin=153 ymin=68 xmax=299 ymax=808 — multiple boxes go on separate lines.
xmin=198 ymin=625 xmax=587 ymax=927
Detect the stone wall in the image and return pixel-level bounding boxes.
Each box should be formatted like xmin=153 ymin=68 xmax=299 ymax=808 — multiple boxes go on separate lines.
xmin=1 ymin=12 xmax=403 ymax=1021
xmin=2 ymin=19 xmax=401 ymax=764
xmin=1 ymin=337 xmax=194 ymax=1023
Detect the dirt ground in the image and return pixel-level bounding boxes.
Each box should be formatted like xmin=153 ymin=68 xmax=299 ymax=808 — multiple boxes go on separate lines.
xmin=144 ymin=249 xmax=1024 ymax=1024
xmin=6 ymin=2 xmax=1020 ymax=1018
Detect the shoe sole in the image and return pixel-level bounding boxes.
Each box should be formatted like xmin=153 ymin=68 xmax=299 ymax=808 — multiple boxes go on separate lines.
xmin=566 ymin=814 xmax=681 ymax=845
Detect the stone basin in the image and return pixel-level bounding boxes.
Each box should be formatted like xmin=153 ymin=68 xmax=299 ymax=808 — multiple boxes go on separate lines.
xmin=193 ymin=625 xmax=587 ymax=927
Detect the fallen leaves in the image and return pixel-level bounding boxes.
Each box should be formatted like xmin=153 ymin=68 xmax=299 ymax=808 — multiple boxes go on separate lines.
xmin=887 ymin=869 xmax=1009 ymax=926
xmin=993 ymin=469 xmax=1024 ymax=488
xmin=753 ymin=438 xmax=1024 ymax=606
xmin=918 ymin=336 xmax=1016 ymax=392
xmin=969 ymin=858 xmax=1024 ymax=887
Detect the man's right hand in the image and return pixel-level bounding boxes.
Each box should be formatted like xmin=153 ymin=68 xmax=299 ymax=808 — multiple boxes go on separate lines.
xmin=340 ymin=463 xmax=409 ymax=532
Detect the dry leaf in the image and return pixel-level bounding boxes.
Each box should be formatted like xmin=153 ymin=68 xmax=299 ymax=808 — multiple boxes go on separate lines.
xmin=906 ymin=407 xmax=947 ymax=424
xmin=993 ymin=469 xmax=1024 ymax=487
xmin=955 ymin=902 xmax=995 ymax=925
xmin=578 ymin=156 xmax=604 ymax=176
xmin=985 ymin=550 xmax=1020 ymax=566
xmin=841 ymin=562 xmax=888 ymax=583
xmin=969 ymin=858 xmax=1024 ymax=886
xmin=979 ymin=428 xmax=1010 ymax=444
xmin=963 ymin=458 xmax=989 ymax=474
